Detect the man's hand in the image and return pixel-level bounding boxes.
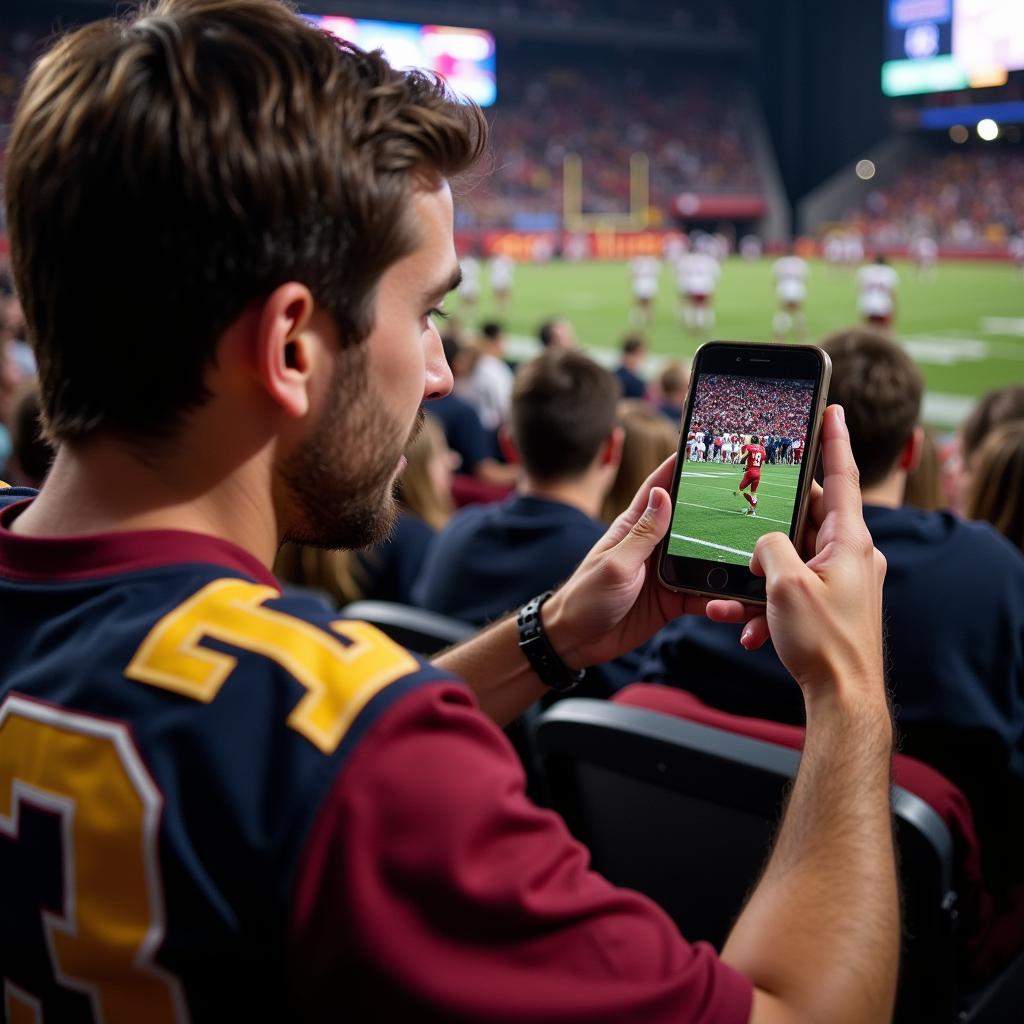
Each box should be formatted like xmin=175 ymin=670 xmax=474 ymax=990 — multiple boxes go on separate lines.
xmin=541 ymin=454 xmax=756 ymax=671
xmin=733 ymin=405 xmax=888 ymax=698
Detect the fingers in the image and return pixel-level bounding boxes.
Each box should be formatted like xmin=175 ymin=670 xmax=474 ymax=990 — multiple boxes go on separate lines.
xmin=615 ymin=486 xmax=672 ymax=565
xmin=819 ymin=405 xmax=863 ymax=523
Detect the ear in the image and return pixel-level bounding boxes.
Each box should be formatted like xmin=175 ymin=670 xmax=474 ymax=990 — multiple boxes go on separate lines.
xmin=898 ymin=425 xmax=924 ymax=473
xmin=254 ymin=283 xmax=319 ymax=419
xmin=601 ymin=425 xmax=625 ymax=469
xmin=498 ymin=426 xmax=520 ymax=465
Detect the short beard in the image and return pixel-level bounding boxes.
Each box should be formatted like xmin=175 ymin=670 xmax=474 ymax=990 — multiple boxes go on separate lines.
xmin=280 ymin=349 xmax=421 ymax=551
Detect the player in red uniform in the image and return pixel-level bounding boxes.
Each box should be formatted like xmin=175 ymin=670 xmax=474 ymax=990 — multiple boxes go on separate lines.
xmin=737 ymin=434 xmax=767 ymax=515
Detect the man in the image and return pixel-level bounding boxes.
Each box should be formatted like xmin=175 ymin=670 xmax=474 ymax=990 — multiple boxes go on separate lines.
xmin=457 ymin=320 xmax=514 ymax=432
xmin=0 ymin=4 xmax=897 ymax=1021
xmin=678 ymin=248 xmax=719 ymax=337
xmin=655 ymin=359 xmax=689 ymax=424
xmin=489 ymin=252 xmax=515 ymax=314
xmin=629 ymin=254 xmax=660 ymax=329
xmin=614 ymin=334 xmax=648 ymax=400
xmin=415 ymin=351 xmax=622 ymax=627
xmin=736 ymin=434 xmax=766 ymax=515
xmin=537 ymin=316 xmax=577 ymax=351
xmin=643 ymin=327 xmax=1024 ymax=940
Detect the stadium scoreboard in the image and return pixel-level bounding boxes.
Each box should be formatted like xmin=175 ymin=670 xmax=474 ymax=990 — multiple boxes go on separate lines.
xmin=305 ymin=14 xmax=496 ymax=107
xmin=883 ymin=0 xmax=1024 ymax=96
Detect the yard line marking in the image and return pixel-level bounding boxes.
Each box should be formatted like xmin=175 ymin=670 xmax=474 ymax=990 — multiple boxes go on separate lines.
xmin=678 ymin=501 xmax=791 ymax=526
xmin=671 ymin=534 xmax=754 ymax=558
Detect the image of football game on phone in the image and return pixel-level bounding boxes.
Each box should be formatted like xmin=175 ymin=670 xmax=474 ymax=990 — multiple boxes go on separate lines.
xmin=667 ymin=372 xmax=816 ymax=567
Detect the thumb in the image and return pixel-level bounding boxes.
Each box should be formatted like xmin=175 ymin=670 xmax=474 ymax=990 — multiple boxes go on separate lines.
xmin=750 ymin=531 xmax=804 ymax=581
xmin=617 ymin=486 xmax=671 ymax=565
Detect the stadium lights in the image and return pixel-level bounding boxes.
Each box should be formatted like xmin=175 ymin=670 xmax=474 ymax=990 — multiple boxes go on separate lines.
xmin=855 ymin=159 xmax=876 ymax=180
xmin=977 ymin=118 xmax=999 ymax=141
xmin=949 ymin=124 xmax=969 ymax=144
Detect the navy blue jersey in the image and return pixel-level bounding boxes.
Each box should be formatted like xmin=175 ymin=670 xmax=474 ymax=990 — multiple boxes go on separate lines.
xmin=0 ymin=486 xmax=449 ymax=1021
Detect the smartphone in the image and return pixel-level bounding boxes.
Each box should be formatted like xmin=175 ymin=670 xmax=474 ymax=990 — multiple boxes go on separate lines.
xmin=658 ymin=341 xmax=831 ymax=604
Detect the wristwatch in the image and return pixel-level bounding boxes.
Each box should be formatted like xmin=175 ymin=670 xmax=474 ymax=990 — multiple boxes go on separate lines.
xmin=516 ymin=591 xmax=585 ymax=693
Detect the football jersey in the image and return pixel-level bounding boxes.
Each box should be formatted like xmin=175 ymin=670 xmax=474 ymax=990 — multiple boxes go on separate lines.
xmin=0 ymin=487 xmax=756 ymax=1023
xmin=0 ymin=488 xmax=448 ymax=1020
xmin=740 ymin=444 xmax=766 ymax=471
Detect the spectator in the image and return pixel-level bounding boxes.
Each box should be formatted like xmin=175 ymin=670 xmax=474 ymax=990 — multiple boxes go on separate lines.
xmin=903 ymin=425 xmax=946 ymax=512
xmin=640 ymin=327 xmax=1024 ymax=979
xmin=614 ymin=334 xmax=648 ymax=399
xmin=537 ymin=316 xmax=576 ymax=350
xmin=655 ymin=358 xmax=689 ymax=423
xmin=0 ymin=5 xmax=900 ymax=1020
xmin=432 ymin=334 xmax=518 ymax=488
xmin=415 ymin=350 xmax=622 ymax=626
xmin=458 ymin=320 xmax=514 ymax=431
xmin=965 ymin=420 xmax=1024 ymax=554
xmin=953 ymin=384 xmax=1024 ymax=514
xmin=601 ymin=399 xmax=678 ymax=523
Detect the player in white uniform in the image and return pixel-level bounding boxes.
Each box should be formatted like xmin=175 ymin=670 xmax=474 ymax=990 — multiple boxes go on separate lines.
xmin=489 ymin=254 xmax=515 ymax=314
xmin=772 ymin=252 xmax=809 ymax=341
xmin=908 ymin=235 xmax=938 ymax=280
xmin=629 ymin=254 xmax=660 ymax=328
xmin=678 ymin=251 xmax=720 ymax=337
xmin=857 ymin=255 xmax=900 ymax=330
xmin=457 ymin=255 xmax=481 ymax=317
xmin=1008 ymin=234 xmax=1024 ymax=277
xmin=686 ymin=432 xmax=699 ymax=461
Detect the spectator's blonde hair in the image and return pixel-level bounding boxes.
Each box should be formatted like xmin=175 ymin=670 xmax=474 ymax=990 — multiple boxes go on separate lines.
xmin=965 ymin=421 xmax=1024 ymax=554
xmin=601 ymin=400 xmax=678 ymax=523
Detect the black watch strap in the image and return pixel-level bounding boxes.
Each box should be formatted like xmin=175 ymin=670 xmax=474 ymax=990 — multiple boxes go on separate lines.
xmin=516 ymin=591 xmax=585 ymax=693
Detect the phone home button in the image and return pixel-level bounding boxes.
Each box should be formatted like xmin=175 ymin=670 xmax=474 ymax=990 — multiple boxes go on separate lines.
xmin=706 ymin=567 xmax=729 ymax=591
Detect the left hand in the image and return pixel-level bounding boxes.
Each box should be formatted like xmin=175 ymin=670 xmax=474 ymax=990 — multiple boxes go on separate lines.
xmin=542 ymin=454 xmax=759 ymax=669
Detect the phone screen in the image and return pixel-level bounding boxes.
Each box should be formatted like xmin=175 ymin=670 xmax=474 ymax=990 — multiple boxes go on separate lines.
xmin=669 ymin=367 xmax=819 ymax=567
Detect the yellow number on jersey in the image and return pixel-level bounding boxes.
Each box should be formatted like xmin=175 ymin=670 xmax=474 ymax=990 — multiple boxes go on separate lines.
xmin=125 ymin=579 xmax=419 ymax=754
xmin=0 ymin=696 xmax=186 ymax=1023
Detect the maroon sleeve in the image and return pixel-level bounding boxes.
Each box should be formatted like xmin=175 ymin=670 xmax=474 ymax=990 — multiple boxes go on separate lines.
xmin=288 ymin=681 xmax=753 ymax=1023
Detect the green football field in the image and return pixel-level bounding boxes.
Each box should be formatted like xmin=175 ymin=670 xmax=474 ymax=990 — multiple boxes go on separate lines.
xmin=455 ymin=257 xmax=1024 ymax=429
xmin=667 ymin=461 xmax=802 ymax=566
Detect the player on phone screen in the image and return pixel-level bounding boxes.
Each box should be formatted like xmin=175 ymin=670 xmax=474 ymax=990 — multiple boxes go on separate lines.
xmin=737 ymin=434 xmax=767 ymax=515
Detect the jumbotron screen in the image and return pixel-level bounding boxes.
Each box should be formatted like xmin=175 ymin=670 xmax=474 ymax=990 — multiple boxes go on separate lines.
xmin=883 ymin=0 xmax=1024 ymax=96
xmin=306 ymin=15 xmax=496 ymax=107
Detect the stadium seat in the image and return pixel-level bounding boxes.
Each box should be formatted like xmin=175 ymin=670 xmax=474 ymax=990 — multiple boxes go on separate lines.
xmin=337 ymin=600 xmax=475 ymax=655
xmin=534 ymin=694 xmax=1024 ymax=1023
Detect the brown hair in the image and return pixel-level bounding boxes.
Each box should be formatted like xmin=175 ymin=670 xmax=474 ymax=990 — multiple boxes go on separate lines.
xmin=903 ymin=426 xmax=945 ymax=512
xmin=10 ymin=381 xmax=54 ymax=487
xmin=6 ymin=0 xmax=486 ymax=443
xmin=960 ymin=385 xmax=1024 ymax=467
xmin=510 ymin=351 xmax=619 ymax=481
xmin=659 ymin=360 xmax=690 ymax=400
xmin=601 ymin=400 xmax=678 ymax=523
xmin=820 ymin=327 xmax=923 ymax=488
xmin=965 ymin=421 xmax=1024 ymax=554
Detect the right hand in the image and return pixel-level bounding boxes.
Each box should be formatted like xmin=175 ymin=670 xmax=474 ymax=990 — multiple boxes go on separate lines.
xmin=732 ymin=405 xmax=887 ymax=697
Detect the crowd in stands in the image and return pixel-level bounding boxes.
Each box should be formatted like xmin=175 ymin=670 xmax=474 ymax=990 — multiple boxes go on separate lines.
xmin=463 ymin=66 xmax=761 ymax=229
xmin=690 ymin=373 xmax=812 ymax=439
xmin=842 ymin=147 xmax=1024 ymax=250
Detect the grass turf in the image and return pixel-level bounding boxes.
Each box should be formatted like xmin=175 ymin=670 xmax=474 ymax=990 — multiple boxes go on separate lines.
xmin=667 ymin=461 xmax=802 ymax=566
xmin=456 ymin=257 xmax=1024 ymax=426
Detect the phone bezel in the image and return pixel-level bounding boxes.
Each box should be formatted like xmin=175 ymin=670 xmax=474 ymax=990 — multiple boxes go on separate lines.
xmin=658 ymin=340 xmax=832 ymax=604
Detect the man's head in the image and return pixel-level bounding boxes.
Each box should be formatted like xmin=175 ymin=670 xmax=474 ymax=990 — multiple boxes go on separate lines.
xmin=620 ymin=335 xmax=647 ymax=370
xmin=480 ymin=321 xmax=504 ymax=352
xmin=821 ymin=327 xmax=923 ymax=488
xmin=8 ymin=1 xmax=487 ymax=446
xmin=537 ymin=318 xmax=576 ymax=351
xmin=510 ymin=352 xmax=619 ymax=483
xmin=659 ymin=360 xmax=689 ymax=407
xmin=7 ymin=0 xmax=486 ymax=546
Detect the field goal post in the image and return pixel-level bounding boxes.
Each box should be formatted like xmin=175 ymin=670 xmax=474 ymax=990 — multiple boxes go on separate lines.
xmin=562 ymin=152 xmax=652 ymax=244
